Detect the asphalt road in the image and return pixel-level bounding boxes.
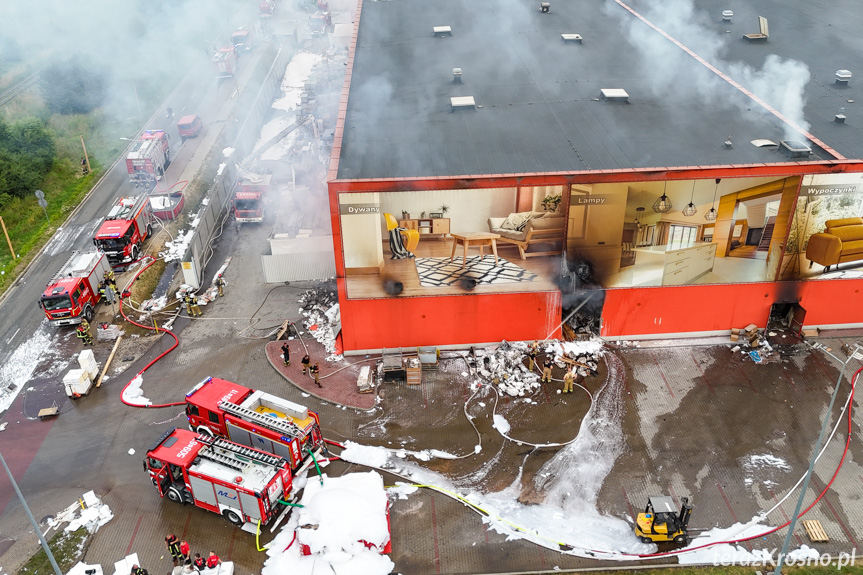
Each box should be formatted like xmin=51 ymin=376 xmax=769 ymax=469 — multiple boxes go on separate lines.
xmin=0 ymin=5 xmax=263 ymax=407
xmin=0 ymin=0 xmax=269 ymax=561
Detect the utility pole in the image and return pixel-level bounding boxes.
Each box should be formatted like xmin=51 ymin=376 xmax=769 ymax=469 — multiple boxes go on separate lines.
xmin=0 ymin=451 xmax=63 ymax=575
xmin=80 ymin=136 xmax=91 ymax=174
xmin=133 ymin=83 xmax=143 ymax=120
xmin=0 ymin=215 xmax=16 ymax=259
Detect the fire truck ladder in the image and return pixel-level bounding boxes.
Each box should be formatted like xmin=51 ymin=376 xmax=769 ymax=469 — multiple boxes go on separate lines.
xmin=219 ymin=401 xmax=303 ymax=439
xmin=196 ymin=434 xmax=285 ymax=469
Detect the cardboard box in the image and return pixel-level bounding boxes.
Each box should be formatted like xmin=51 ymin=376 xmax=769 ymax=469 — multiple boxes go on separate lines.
xmin=730 ymin=334 xmax=739 ymax=341
xmin=731 ymin=328 xmax=741 ymax=335
xmin=802 ymin=328 xmax=820 ymax=338
xmin=744 ymin=323 xmax=758 ymax=333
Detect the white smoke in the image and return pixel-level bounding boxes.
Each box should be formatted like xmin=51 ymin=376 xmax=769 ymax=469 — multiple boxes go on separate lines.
xmin=606 ymin=0 xmax=811 ymax=142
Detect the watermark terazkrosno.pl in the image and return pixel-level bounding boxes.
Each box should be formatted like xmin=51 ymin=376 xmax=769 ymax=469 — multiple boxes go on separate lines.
xmin=713 ymin=548 xmax=857 ymax=569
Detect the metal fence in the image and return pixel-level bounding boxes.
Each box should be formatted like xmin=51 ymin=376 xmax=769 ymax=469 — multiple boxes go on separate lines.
xmin=181 ymin=40 xmax=297 ymax=289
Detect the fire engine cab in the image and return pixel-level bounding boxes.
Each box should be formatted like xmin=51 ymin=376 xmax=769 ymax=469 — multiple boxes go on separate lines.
xmin=39 ymin=251 xmax=111 ymax=326
xmin=185 ymin=377 xmax=325 ymax=473
xmin=125 ymin=130 xmax=171 ymax=187
xmin=144 ymin=428 xmax=294 ymax=528
xmin=93 ymin=195 xmax=153 ymax=266
xmin=233 ymin=174 xmax=271 ymax=222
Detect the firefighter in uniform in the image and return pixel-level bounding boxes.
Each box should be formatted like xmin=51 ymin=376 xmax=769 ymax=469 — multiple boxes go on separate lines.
xmin=165 ymin=534 xmax=181 ymax=566
xmin=215 ymin=274 xmax=226 ymax=297
xmin=541 ymin=357 xmax=554 ymax=383
xmin=76 ymin=322 xmax=93 ymax=346
xmin=179 ymin=540 xmax=191 ymax=566
xmin=98 ymin=281 xmax=107 ymax=301
xmin=281 ymin=342 xmax=291 ymax=366
xmin=183 ymin=292 xmax=202 ymax=317
xmin=562 ymin=368 xmax=575 ymax=394
xmin=192 ymin=554 xmax=206 ymax=571
xmin=311 ymin=363 xmax=322 ymax=387
xmin=104 ymin=269 xmax=117 ymax=292
xmin=130 ymin=565 xmax=147 ymax=575
xmin=301 ymin=354 xmax=311 ymax=374
xmin=527 ymin=341 xmax=539 ymax=371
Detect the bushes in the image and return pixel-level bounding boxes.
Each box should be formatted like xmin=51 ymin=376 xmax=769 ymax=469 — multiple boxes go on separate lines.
xmin=0 ymin=117 xmax=55 ymax=203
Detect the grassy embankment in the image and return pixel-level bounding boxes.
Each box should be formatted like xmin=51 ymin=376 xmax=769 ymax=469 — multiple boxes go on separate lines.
xmin=16 ymin=528 xmax=89 ymax=575
xmin=0 ymin=66 xmax=184 ymax=299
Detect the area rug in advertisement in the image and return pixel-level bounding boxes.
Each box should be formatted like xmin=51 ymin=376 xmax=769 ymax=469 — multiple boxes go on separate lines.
xmin=415 ymin=256 xmax=538 ymax=287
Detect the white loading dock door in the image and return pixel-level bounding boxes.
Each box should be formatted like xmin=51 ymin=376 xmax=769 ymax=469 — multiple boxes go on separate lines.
xmin=261 ymin=235 xmax=336 ymax=283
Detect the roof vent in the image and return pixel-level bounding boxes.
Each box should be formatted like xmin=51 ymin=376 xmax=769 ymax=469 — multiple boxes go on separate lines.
xmin=721 ymin=10 xmax=733 ymax=22
xmin=600 ymin=89 xmax=629 ymax=102
xmin=453 ymin=68 xmax=463 ymax=83
xmin=540 ymin=2 xmax=550 ymax=13
xmin=450 ymin=96 xmax=476 ymax=111
xmin=433 ymin=26 xmax=452 ymax=37
xmin=779 ymin=140 xmax=811 ymax=158
xmin=835 ymin=69 xmax=852 ymax=85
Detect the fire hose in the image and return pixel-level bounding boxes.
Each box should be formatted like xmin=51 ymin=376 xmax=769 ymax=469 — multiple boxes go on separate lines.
xmin=117 ymin=254 xmax=185 ymax=408
xmin=322 ymin=364 xmax=861 ymax=560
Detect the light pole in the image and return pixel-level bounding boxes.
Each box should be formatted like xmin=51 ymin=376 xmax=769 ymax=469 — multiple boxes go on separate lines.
xmin=772 ymin=342 xmax=862 ymax=575
xmin=80 ymin=136 xmax=91 ymax=175
xmin=0 ymin=451 xmax=63 ymax=575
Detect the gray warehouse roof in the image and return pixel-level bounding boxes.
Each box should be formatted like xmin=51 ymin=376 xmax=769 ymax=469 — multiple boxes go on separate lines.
xmin=335 ymin=0 xmax=863 ymax=181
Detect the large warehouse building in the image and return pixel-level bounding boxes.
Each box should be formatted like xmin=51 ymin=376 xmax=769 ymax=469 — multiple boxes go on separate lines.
xmin=327 ymin=0 xmax=863 ymax=353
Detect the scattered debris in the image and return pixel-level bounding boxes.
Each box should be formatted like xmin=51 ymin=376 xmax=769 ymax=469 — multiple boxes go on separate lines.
xmin=476 ymin=339 xmax=603 ymax=397
xmin=298 ymin=284 xmax=342 ymax=360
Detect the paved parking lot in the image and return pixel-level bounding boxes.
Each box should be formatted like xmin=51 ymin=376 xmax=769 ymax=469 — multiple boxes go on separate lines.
xmin=3 ymin=273 xmax=862 ymax=575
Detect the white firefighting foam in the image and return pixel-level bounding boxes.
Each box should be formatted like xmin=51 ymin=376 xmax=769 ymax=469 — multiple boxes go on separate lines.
xmin=262 ymin=471 xmax=394 ymax=575
xmin=0 ymin=322 xmax=70 ymax=415
xmin=340 ymin=353 xmax=652 ymax=560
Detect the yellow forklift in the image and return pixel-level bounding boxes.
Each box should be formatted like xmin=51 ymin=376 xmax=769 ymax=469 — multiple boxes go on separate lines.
xmin=635 ymin=495 xmax=692 ymax=544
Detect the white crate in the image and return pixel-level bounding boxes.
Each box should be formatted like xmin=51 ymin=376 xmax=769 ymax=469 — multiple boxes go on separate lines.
xmin=63 ymin=368 xmax=92 ymax=397
xmin=78 ymin=350 xmax=99 ymax=379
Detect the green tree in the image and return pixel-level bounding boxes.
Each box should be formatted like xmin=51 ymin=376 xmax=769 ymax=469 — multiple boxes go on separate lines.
xmin=0 ymin=117 xmax=55 ymax=203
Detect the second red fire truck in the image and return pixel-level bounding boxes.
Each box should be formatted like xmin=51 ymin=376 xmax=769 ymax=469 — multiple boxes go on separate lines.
xmin=39 ymin=251 xmax=111 ymax=326
xmin=125 ymin=130 xmax=171 ymax=187
xmin=233 ymin=174 xmax=272 ymax=222
xmin=144 ymin=428 xmax=294 ymax=528
xmin=93 ymin=195 xmax=154 ymax=267
xmin=185 ymin=377 xmax=325 ymax=473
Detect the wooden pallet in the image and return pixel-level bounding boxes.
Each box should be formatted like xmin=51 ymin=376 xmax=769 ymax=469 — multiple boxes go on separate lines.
xmin=802 ymin=520 xmax=829 ymax=542
xmin=405 ymin=366 xmax=422 ymax=386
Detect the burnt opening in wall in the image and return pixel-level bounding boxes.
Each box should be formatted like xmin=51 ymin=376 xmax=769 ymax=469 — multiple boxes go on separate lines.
xmin=768 ymin=302 xmax=806 ymax=332
xmin=559 ymin=254 xmax=605 ymax=340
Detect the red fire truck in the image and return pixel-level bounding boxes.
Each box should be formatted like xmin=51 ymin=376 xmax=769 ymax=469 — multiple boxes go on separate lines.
xmin=93 ymin=195 xmax=154 ymax=266
xmin=125 ymin=130 xmax=171 ymax=187
xmin=39 ymin=251 xmax=111 ymax=326
xmin=259 ymin=0 xmax=275 ymax=17
xmin=185 ymin=377 xmax=325 ymax=472
xmin=144 ymin=428 xmax=294 ymax=528
xmin=233 ymin=174 xmax=272 ymax=222
xmin=213 ymin=47 xmax=239 ymax=79
xmin=232 ymin=26 xmax=254 ymax=51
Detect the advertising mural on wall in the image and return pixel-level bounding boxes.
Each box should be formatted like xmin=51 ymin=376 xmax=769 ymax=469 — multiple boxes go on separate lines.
xmin=567 ymin=176 xmax=798 ymax=289
xmin=779 ymin=173 xmax=863 ymax=280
